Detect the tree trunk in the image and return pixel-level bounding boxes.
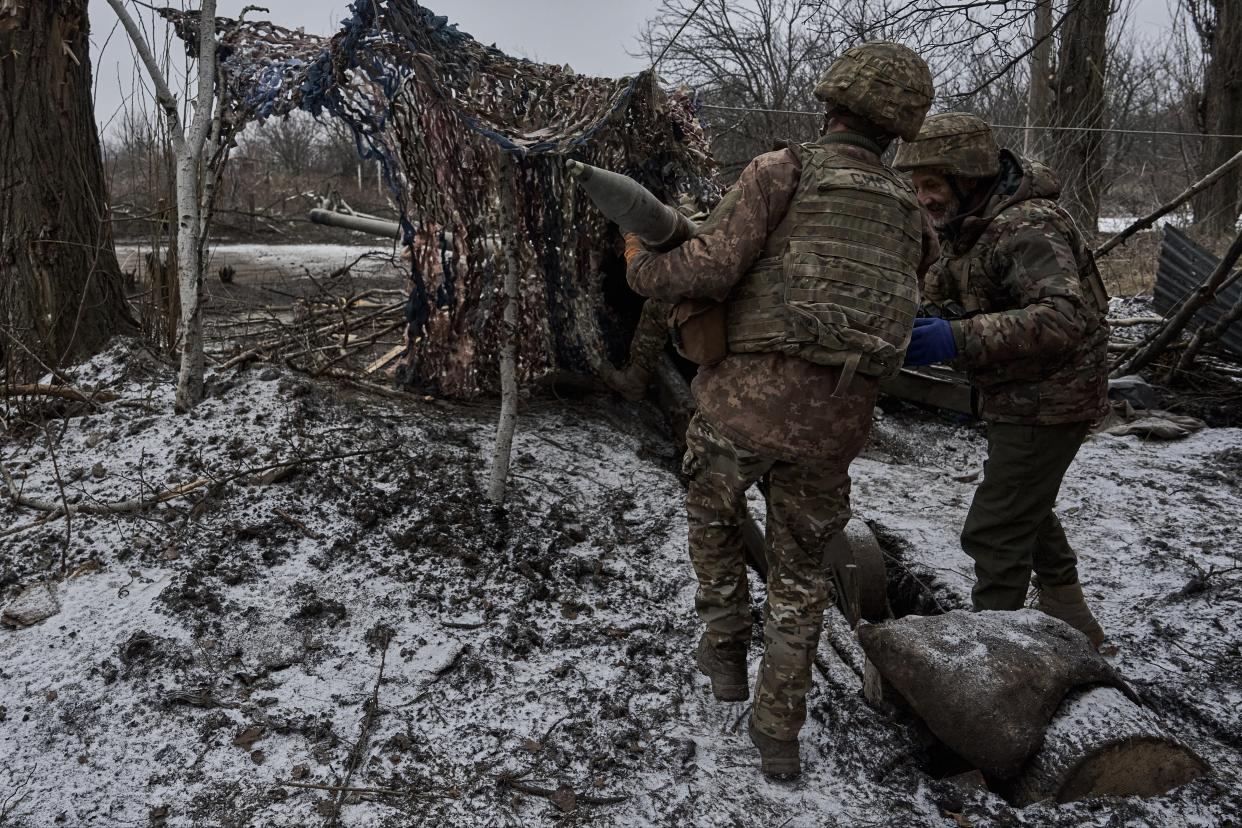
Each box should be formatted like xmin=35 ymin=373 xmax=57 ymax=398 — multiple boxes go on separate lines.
xmin=0 ymin=1 xmax=134 ymax=382
xmin=1191 ymin=1 xmax=1242 ymax=238
xmin=487 ymin=160 xmax=522 ymax=505
xmin=1024 ymin=0 xmax=1053 ymax=161
xmin=1051 ymin=0 xmax=1111 ymax=233
xmin=1012 ymin=687 xmax=1208 ymax=805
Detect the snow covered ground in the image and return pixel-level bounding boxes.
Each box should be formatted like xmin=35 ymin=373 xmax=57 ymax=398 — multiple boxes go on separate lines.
xmin=1 ymin=340 xmax=1239 ymax=826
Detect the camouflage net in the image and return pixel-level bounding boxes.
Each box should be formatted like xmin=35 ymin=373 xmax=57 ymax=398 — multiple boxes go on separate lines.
xmin=165 ymin=1 xmax=717 ymax=397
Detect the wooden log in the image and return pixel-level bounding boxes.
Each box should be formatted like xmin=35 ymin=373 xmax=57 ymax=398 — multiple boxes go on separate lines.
xmin=863 ymin=656 xmax=908 ymax=716
xmin=1012 ymin=686 xmax=1208 ymax=805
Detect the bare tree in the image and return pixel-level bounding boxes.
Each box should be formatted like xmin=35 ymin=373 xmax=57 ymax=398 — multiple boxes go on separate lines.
xmin=637 ymin=0 xmax=832 ymax=178
xmin=1186 ymin=0 xmax=1242 ymax=237
xmin=0 ymin=1 xmax=135 ymax=382
xmin=253 ymin=112 xmax=322 ymax=178
xmin=1025 ymin=0 xmax=1054 ymax=159
xmin=107 ymin=0 xmax=219 ymax=411
xmin=1049 ymin=0 xmax=1112 ymax=232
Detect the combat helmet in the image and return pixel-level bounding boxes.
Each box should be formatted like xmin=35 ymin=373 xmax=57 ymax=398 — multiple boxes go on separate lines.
xmin=814 ymin=42 xmax=934 ymax=141
xmin=894 ymin=112 xmax=1001 ymax=178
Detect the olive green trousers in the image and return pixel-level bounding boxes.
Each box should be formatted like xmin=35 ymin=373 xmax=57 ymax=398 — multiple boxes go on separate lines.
xmin=962 ymin=421 xmax=1092 ymax=611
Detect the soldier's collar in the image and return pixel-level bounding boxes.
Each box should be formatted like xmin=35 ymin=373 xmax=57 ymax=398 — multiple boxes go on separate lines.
xmin=818 ymin=131 xmax=885 ymax=158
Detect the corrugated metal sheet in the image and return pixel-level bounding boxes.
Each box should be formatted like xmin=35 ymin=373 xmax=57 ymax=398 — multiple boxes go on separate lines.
xmin=1154 ymin=224 xmax=1242 ymax=356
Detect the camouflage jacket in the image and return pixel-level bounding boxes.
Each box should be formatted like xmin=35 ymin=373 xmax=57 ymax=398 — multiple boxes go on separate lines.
xmin=925 ymin=151 xmax=1110 ymax=425
xmin=628 ymin=140 xmax=939 ymax=464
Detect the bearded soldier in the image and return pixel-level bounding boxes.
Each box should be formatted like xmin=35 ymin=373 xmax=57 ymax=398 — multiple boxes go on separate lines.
xmin=626 ymin=43 xmax=937 ymax=779
xmin=894 ymin=113 xmax=1110 ymax=648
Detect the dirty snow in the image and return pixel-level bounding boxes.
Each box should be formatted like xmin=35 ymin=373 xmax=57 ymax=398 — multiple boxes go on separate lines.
xmin=1 ymin=340 xmax=1240 ymax=826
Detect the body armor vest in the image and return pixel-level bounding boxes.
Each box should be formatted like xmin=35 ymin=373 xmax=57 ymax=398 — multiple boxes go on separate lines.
xmin=725 ymin=140 xmax=924 ymax=389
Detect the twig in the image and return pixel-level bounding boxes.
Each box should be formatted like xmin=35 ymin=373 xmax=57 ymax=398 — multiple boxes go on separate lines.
xmin=328 ymin=630 xmax=393 ymax=826
xmin=0 ymin=384 xmax=119 ymax=405
xmin=273 ymin=507 xmax=322 ymax=540
xmin=497 ymin=776 xmax=628 ymax=807
xmin=1108 ymin=317 xmax=1164 ymax=327
xmin=41 ymin=425 xmax=72 ymax=574
xmin=0 ymin=513 xmax=59 ymax=540
xmin=278 ymin=780 xmax=439 ymax=798
xmin=291 ymin=365 xmax=413 ymax=401
xmin=0 ymin=446 xmax=396 ymax=525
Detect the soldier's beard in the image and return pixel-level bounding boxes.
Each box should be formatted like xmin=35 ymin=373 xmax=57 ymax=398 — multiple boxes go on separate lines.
xmin=926 ymin=193 xmax=962 ymax=231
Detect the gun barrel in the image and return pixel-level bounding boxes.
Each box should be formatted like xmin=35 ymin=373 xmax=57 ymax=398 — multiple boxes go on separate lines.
xmin=308 ymin=209 xmax=403 ymax=239
xmin=566 ymin=160 xmax=694 ymax=251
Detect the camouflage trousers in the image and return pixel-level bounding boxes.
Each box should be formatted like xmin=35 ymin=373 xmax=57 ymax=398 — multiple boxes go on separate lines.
xmin=683 ymin=412 xmax=851 ymax=741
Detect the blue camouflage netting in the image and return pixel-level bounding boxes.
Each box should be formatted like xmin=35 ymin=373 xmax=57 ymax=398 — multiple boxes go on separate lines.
xmin=166 ymin=1 xmax=717 ymax=397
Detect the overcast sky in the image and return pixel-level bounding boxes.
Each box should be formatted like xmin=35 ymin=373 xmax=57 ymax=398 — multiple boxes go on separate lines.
xmin=88 ymin=0 xmax=1180 ymax=136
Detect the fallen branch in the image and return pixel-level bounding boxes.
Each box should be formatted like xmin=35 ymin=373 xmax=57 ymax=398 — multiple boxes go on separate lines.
xmin=277 ymin=780 xmax=438 ymax=798
xmin=273 ymin=507 xmax=322 ymax=540
xmin=1095 ymin=147 xmax=1242 ymax=260
xmin=1112 ymin=228 xmax=1242 ymax=377
xmin=0 ymin=445 xmax=397 ymax=525
xmin=0 ymin=384 xmax=119 ymax=404
xmin=327 ymin=629 xmax=393 ymax=826
xmin=0 ymin=466 xmax=209 ymax=517
xmin=497 ymin=776 xmax=628 ymax=808
xmin=294 ymin=365 xmax=414 ymax=401
xmin=311 ymin=320 xmax=407 ymax=376
xmin=1108 ymin=341 xmax=1187 ymax=352
xmin=1107 ymin=317 xmax=1164 ymax=327
xmin=1173 ymin=275 xmax=1242 ymax=375
xmin=364 ymin=344 xmax=406 ymax=376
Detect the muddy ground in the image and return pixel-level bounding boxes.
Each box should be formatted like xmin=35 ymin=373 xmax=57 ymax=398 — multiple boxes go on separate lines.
xmin=1 ymin=334 xmax=1240 ymax=827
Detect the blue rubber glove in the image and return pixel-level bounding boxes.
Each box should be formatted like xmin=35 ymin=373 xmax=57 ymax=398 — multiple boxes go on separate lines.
xmin=904 ymin=317 xmax=958 ymax=366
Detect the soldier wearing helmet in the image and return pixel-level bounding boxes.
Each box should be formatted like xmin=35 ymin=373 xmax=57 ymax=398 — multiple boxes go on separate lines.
xmin=626 ymin=42 xmax=938 ymax=779
xmin=894 ymin=112 xmax=1111 ymax=649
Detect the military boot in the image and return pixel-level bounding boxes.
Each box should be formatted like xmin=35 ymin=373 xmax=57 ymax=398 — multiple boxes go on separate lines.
xmin=747 ymin=714 xmax=800 ymax=780
xmin=1034 ymin=581 xmax=1106 ymax=650
xmin=695 ymin=634 xmax=748 ymax=701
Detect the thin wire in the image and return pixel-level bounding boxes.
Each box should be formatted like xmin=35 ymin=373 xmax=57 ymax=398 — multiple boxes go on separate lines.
xmin=695 ymin=103 xmax=1242 ymax=139
xmin=653 ymin=0 xmax=712 ymax=68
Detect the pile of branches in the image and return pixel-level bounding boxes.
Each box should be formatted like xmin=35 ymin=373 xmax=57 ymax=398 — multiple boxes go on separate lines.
xmin=204 ymin=256 xmax=408 ymax=379
xmin=164 ymin=1 xmax=717 ymax=397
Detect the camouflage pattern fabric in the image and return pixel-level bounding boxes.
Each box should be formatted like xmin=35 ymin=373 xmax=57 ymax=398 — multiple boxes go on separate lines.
xmin=163 ymin=4 xmax=719 ymax=398
xmin=813 ymin=42 xmax=935 ymax=141
xmin=893 ymin=112 xmax=1001 ymax=178
xmin=725 ymin=138 xmax=925 ymax=380
xmin=923 ymin=150 xmax=1110 ymax=425
xmin=628 ymin=143 xmax=936 ymax=463
xmin=628 ymin=298 xmax=672 ymax=372
xmin=683 ymin=413 xmax=851 ymax=741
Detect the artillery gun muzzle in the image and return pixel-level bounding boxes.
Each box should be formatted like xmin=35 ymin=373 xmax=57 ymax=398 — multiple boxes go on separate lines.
xmin=566 ymin=160 xmax=695 ymax=252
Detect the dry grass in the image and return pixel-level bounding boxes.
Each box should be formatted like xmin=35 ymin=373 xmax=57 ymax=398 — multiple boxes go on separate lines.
xmin=1094 ymin=228 xmax=1162 ymax=297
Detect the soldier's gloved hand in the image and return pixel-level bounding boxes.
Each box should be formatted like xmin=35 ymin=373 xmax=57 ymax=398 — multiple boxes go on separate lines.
xmin=904 ymin=317 xmax=957 ymax=366
xmin=623 ymin=233 xmax=645 ymax=266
